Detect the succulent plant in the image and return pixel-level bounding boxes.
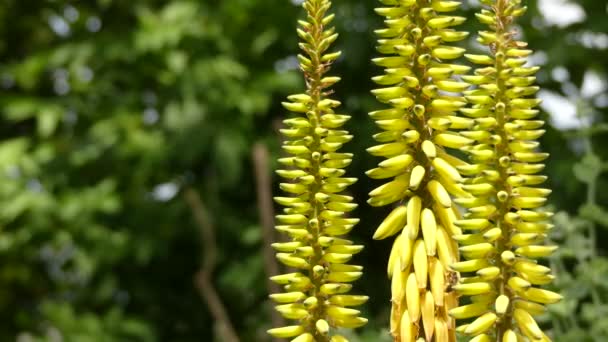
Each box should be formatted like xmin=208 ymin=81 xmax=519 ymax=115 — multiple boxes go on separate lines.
xmin=268 ymin=1 xmax=367 ymax=341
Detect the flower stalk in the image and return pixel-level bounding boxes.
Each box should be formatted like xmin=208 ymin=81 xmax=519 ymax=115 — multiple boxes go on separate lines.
xmin=368 ymin=0 xmax=471 ymax=340
xmin=450 ymin=0 xmax=562 ymax=341
xmin=268 ymin=1 xmax=367 ymax=341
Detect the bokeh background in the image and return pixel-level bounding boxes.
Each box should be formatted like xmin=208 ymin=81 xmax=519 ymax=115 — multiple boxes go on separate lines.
xmin=0 ymin=0 xmax=606 ymax=341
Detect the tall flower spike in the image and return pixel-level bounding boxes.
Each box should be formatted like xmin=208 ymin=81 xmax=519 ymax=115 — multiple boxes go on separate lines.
xmin=368 ymin=0 xmax=472 ymax=340
xmin=268 ymin=1 xmax=367 ymax=341
xmin=450 ymin=1 xmax=561 ymax=341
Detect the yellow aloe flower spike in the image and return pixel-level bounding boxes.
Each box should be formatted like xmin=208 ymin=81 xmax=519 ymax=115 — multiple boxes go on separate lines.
xmin=368 ymin=0 xmax=472 ymax=340
xmin=451 ymin=0 xmax=561 ymax=341
xmin=268 ymin=1 xmax=367 ymax=341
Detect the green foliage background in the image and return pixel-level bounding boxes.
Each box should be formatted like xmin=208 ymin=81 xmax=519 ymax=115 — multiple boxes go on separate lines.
xmin=0 ymin=0 xmax=605 ymax=341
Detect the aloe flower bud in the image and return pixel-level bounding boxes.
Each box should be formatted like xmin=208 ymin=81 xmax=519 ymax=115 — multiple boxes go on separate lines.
xmin=268 ymin=1 xmax=367 ymax=341
xmin=451 ymin=0 xmax=561 ymax=341
xmin=368 ymin=0 xmax=471 ymax=340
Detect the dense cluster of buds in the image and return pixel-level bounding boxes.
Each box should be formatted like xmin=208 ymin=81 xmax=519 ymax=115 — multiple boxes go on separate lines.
xmin=268 ymin=1 xmax=367 ymax=341
xmin=367 ymin=0 xmax=472 ymax=340
xmin=449 ymin=0 xmax=561 ymax=341
xmin=270 ymin=0 xmax=560 ymax=341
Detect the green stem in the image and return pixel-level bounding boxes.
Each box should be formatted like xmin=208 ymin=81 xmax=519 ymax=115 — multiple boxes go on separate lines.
xmin=410 ymin=0 xmax=435 ymax=205
xmin=303 ymin=1 xmax=332 ymax=340
xmin=490 ymin=0 xmax=517 ymax=339
xmin=572 ymin=99 xmax=602 ymax=316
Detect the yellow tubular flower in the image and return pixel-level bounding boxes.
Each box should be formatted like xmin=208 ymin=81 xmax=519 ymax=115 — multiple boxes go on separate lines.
xmin=368 ymin=0 xmax=471 ymax=340
xmin=268 ymin=1 xmax=367 ymax=341
xmin=451 ymin=0 xmax=561 ymax=341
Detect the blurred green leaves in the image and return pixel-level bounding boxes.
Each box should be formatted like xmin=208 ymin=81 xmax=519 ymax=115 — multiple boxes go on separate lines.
xmin=0 ymin=0 xmax=604 ymax=341
xmin=21 ymin=302 xmax=156 ymax=342
xmin=573 ymin=153 xmax=602 ymax=184
xmin=135 ymin=2 xmax=203 ymax=53
xmin=0 ymin=0 xmax=300 ymax=340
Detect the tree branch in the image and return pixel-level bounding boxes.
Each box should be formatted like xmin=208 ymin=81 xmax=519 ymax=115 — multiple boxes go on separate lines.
xmin=252 ymin=142 xmax=285 ymax=336
xmin=184 ymin=187 xmax=240 ymax=342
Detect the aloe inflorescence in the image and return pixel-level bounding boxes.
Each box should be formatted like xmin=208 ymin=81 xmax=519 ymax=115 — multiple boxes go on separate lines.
xmin=368 ymin=0 xmax=474 ymax=341
xmin=449 ymin=0 xmax=561 ymax=341
xmin=267 ymin=1 xmax=367 ymax=341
